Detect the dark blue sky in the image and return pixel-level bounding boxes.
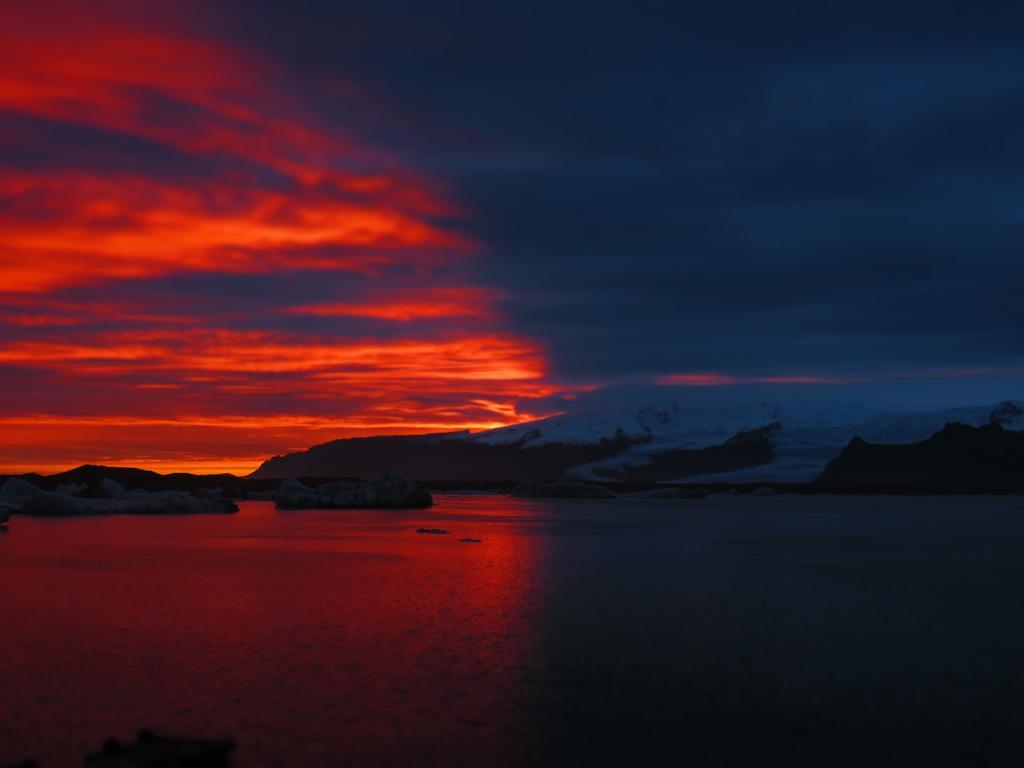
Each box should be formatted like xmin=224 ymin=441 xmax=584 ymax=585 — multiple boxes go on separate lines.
xmin=221 ymin=0 xmax=1024 ymax=383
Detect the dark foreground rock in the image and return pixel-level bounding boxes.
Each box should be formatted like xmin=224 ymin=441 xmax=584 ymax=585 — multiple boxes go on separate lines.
xmin=20 ymin=493 xmax=86 ymax=516
xmin=0 ymin=506 xmax=10 ymax=525
xmin=2 ymin=478 xmax=238 ymax=516
xmin=21 ymin=494 xmax=237 ymax=516
xmin=819 ymin=421 xmax=1024 ymax=490
xmin=1 ymin=478 xmax=44 ymax=497
xmin=511 ymin=481 xmax=616 ymax=499
xmin=276 ymin=472 xmax=433 ymax=509
xmin=85 ymin=729 xmax=234 ymax=767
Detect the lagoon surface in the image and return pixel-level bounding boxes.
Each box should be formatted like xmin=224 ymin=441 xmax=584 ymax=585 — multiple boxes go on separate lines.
xmin=3 ymin=494 xmax=1024 ymax=766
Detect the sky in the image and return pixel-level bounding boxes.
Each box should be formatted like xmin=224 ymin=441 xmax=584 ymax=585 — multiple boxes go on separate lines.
xmin=2 ymin=0 xmax=1023 ymax=473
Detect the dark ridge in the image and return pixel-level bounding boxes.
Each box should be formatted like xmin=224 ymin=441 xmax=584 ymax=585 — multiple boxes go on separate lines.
xmin=819 ymin=421 xmax=1024 ymax=491
xmin=0 ymin=465 xmax=284 ymax=495
xmin=594 ymin=423 xmax=779 ymax=482
xmin=249 ymin=432 xmax=648 ymax=482
xmin=3 ymin=469 xmax=1020 ymax=499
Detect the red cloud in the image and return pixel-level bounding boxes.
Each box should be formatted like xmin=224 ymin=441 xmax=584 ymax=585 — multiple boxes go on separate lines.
xmin=0 ymin=1 xmax=471 ymax=293
xmin=0 ymin=2 xmax=573 ymax=473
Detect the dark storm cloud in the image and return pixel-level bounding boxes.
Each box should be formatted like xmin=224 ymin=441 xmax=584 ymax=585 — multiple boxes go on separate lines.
xmin=212 ymin=0 xmax=1024 ymax=385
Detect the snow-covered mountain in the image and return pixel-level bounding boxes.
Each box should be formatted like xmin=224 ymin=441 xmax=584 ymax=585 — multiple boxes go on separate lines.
xmin=730 ymin=401 xmax=1024 ymax=482
xmin=451 ymin=399 xmax=1023 ymax=482
xmin=251 ymin=399 xmax=1024 ymax=483
xmin=463 ymin=401 xmax=784 ymax=449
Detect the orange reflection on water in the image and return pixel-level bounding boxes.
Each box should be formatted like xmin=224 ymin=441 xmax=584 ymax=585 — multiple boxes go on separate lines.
xmin=0 ymin=497 xmax=551 ymax=765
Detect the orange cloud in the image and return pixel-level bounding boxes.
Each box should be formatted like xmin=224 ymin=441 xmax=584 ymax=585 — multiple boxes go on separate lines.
xmin=0 ymin=167 xmax=469 ymax=293
xmin=0 ymin=1 xmax=470 ymax=294
xmin=0 ymin=330 xmax=548 ymax=381
xmin=0 ymin=1 xmax=577 ymax=473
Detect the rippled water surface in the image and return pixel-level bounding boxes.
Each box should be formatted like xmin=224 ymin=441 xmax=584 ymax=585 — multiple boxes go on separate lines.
xmin=3 ymin=494 xmax=1024 ymax=766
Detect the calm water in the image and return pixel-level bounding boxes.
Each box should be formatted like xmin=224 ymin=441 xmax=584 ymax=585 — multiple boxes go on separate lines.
xmin=3 ymin=494 xmax=1024 ymax=766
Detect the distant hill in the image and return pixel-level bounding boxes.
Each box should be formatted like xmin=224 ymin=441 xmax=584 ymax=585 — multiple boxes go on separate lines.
xmin=250 ymin=400 xmax=1024 ymax=484
xmin=250 ymin=401 xmax=788 ymax=482
xmin=0 ymin=465 xmax=278 ymax=494
xmin=819 ymin=422 xmax=1024 ymax=491
xmin=250 ymin=432 xmax=646 ymax=482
